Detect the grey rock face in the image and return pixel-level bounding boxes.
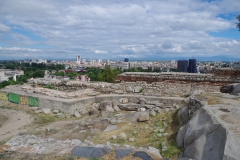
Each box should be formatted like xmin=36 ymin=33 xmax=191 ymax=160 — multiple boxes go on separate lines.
xmin=118 ymin=103 xmax=140 ymax=111
xmin=103 ymin=125 xmax=118 ymax=132
xmin=177 ymin=105 xmax=240 ymax=160
xmin=99 ymin=101 xmax=114 ymax=112
xmin=70 ymin=146 xmax=110 ymax=158
xmin=133 ymin=151 xmax=153 ymax=160
xmin=177 ymin=106 xmax=189 ymax=126
xmin=115 ymin=149 xmax=132 ymax=160
xmin=125 ymin=86 xmax=133 ymax=92
xmin=134 ymin=86 xmax=142 ymax=93
xmin=220 ymin=83 xmax=236 ymax=94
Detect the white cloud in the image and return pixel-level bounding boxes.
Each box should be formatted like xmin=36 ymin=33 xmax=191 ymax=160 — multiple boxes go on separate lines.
xmin=0 ymin=0 xmax=239 ymax=60
xmin=0 ymin=47 xmax=41 ymax=52
xmin=94 ymin=50 xmax=108 ymax=54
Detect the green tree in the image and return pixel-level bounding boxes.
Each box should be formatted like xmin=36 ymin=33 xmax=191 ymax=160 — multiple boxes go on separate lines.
xmin=237 ymin=15 xmax=240 ymax=31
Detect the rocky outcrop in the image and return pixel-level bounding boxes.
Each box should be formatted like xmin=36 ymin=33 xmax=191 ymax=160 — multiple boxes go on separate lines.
xmin=220 ymin=83 xmax=240 ymax=95
xmin=176 ymin=99 xmax=240 ymax=160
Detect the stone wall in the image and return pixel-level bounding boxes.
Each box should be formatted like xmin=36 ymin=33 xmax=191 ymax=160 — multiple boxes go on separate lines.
xmin=115 ymin=72 xmax=240 ymax=84
xmin=0 ymin=92 xmax=184 ymax=114
xmin=28 ymin=78 xmax=220 ymax=97
xmin=209 ymin=68 xmax=240 ymax=77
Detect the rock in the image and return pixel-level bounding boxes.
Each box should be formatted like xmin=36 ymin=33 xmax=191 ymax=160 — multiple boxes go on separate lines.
xmin=112 ymin=101 xmax=121 ymax=111
xmin=129 ymin=138 xmax=135 ymax=142
xmin=139 ymin=97 xmax=147 ymax=105
xmin=87 ymin=92 xmax=100 ymax=96
xmin=177 ymin=106 xmax=189 ymax=126
xmin=42 ymin=108 xmax=52 ymax=114
xmin=110 ymin=119 xmax=117 ymax=125
xmin=53 ymin=110 xmax=59 ymax=114
xmin=155 ymin=103 xmax=163 ymax=107
xmin=115 ymin=149 xmax=132 ymax=160
xmin=89 ymin=108 xmax=100 ymax=116
xmin=163 ymin=133 xmax=168 ymax=137
xmin=220 ymin=83 xmax=236 ymax=94
xmin=100 ymin=111 xmax=108 ymax=117
xmin=147 ymin=146 xmax=162 ymax=158
xmin=134 ymin=86 xmax=143 ymax=93
xmin=112 ymin=135 xmax=117 ymax=140
xmin=150 ymin=110 xmax=156 ymax=117
xmin=118 ymin=133 xmax=127 ymax=140
xmin=140 ymin=107 xmax=146 ymax=111
xmin=103 ymin=125 xmax=118 ymax=132
xmin=133 ymin=151 xmax=153 ymax=160
xmin=138 ymin=111 xmax=149 ymax=122
xmin=99 ymin=101 xmax=114 ymax=112
xmin=155 ymin=108 xmax=161 ymax=113
xmin=111 ymin=84 xmax=119 ymax=90
xmin=177 ymin=106 xmax=240 ymax=160
xmin=118 ymin=104 xmax=140 ymax=111
xmin=71 ymin=139 xmax=82 ymax=145
xmin=74 ymin=111 xmax=81 ymax=118
xmin=119 ymin=98 xmax=128 ymax=104
xmin=114 ymin=90 xmax=124 ymax=94
xmin=70 ymin=146 xmax=110 ymax=158
xmin=176 ymin=125 xmax=186 ymax=148
xmin=159 ymin=129 xmax=164 ymax=133
xmin=125 ymin=86 xmax=133 ymax=92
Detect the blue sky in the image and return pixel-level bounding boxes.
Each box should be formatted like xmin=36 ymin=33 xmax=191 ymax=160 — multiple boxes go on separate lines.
xmin=0 ymin=0 xmax=240 ymax=60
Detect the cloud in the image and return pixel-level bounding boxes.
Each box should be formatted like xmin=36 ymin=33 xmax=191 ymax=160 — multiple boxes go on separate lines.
xmin=94 ymin=50 xmax=108 ymax=54
xmin=0 ymin=46 xmax=41 ymax=52
xmin=0 ymin=0 xmax=239 ymax=60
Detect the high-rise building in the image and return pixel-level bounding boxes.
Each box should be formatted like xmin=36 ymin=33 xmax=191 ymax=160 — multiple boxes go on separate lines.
xmin=76 ymin=56 xmax=80 ymax=62
xmin=177 ymin=60 xmax=188 ymax=72
xmin=124 ymin=58 xmax=129 ymax=62
xmin=188 ymin=58 xmax=197 ymax=73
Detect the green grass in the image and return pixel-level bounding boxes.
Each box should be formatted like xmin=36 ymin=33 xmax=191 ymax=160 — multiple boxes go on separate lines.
xmin=43 ymin=84 xmax=56 ymax=90
xmin=33 ymin=114 xmax=57 ymax=126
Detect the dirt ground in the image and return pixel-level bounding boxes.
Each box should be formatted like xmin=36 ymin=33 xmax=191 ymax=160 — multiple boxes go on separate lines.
xmin=0 ymin=108 xmax=33 ymax=142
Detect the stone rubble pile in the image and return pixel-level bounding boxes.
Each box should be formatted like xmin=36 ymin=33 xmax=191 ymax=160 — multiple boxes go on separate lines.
xmin=28 ymin=78 xmax=220 ymax=97
xmin=4 ymin=134 xmax=162 ymax=159
xmin=22 ymin=86 xmax=100 ymax=99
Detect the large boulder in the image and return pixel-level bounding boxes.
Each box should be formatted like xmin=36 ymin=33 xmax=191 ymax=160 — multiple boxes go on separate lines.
xmin=138 ymin=111 xmax=149 ymax=122
xmin=220 ymin=83 xmax=240 ymax=95
xmin=177 ymin=106 xmax=189 ymax=126
xmin=118 ymin=104 xmax=140 ymax=111
xmin=99 ymin=101 xmax=114 ymax=112
xmin=177 ymin=106 xmax=240 ymax=160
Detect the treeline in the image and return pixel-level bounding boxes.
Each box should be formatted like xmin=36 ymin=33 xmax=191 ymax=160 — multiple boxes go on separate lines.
xmin=0 ymin=62 xmax=65 ymax=89
xmin=2 ymin=62 xmax=65 ymax=71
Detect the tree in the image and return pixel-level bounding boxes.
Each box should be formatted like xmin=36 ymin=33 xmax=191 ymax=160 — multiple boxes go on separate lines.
xmin=237 ymin=15 xmax=240 ymax=31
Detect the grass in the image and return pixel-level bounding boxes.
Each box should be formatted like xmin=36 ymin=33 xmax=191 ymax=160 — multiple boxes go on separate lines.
xmin=90 ymin=110 xmax=181 ymax=160
xmin=43 ymin=84 xmax=56 ymax=90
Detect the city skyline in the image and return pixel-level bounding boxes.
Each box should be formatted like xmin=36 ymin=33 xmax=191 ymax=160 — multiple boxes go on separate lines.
xmin=0 ymin=0 xmax=240 ymax=60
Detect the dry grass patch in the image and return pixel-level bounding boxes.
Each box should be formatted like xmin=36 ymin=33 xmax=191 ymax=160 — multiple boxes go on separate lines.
xmin=90 ymin=110 xmax=180 ymax=160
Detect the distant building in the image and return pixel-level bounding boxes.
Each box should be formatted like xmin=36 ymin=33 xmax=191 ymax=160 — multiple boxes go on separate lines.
xmin=124 ymin=58 xmax=129 ymax=62
xmin=188 ymin=58 xmax=197 ymax=73
xmin=75 ymin=75 xmax=90 ymax=82
xmin=110 ymin=62 xmax=130 ymax=70
xmin=177 ymin=60 xmax=188 ymax=72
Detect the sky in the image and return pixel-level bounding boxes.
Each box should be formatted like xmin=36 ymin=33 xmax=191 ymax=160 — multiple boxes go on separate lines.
xmin=0 ymin=0 xmax=240 ymax=61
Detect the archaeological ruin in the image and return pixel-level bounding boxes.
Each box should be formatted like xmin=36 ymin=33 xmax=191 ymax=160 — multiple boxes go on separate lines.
xmin=0 ymin=72 xmax=240 ymax=160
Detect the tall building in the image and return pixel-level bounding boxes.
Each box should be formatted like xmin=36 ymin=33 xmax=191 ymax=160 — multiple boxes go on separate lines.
xmin=177 ymin=60 xmax=188 ymax=72
xmin=188 ymin=58 xmax=197 ymax=73
xmin=76 ymin=56 xmax=80 ymax=62
xmin=124 ymin=58 xmax=129 ymax=62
